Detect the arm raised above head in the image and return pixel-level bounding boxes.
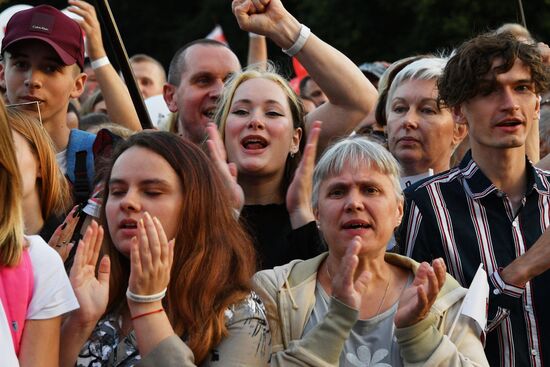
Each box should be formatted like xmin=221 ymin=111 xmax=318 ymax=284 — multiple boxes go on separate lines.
xmin=232 ymin=0 xmax=377 ymax=155
xmin=68 ymin=0 xmax=142 ymax=132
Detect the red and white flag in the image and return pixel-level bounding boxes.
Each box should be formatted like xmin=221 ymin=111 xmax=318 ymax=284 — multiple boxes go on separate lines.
xmin=206 ymin=25 xmax=227 ymax=45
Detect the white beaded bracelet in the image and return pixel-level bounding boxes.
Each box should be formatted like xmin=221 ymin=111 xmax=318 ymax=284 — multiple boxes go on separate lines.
xmin=282 ymin=24 xmax=311 ymax=57
xmin=126 ymin=287 xmax=167 ymax=303
xmin=91 ymin=56 xmax=110 ymax=70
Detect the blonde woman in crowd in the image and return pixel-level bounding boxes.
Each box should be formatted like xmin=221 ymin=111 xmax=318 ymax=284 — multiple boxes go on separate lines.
xmin=9 ymin=107 xmax=73 ymax=242
xmin=0 ymin=99 xmax=78 ymax=366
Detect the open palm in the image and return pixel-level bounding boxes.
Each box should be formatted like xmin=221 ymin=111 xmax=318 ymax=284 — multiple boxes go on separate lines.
xmin=395 ymin=259 xmax=446 ymax=328
xmin=69 ymin=220 xmax=110 ymax=325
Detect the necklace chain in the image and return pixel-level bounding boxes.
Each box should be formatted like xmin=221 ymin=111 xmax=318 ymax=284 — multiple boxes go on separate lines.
xmin=325 ymin=261 xmax=392 ymax=316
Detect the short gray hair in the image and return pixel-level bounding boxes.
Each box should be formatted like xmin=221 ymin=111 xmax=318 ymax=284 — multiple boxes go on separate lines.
xmin=385 ymin=57 xmax=448 ymax=117
xmin=312 ymin=136 xmax=403 ymax=209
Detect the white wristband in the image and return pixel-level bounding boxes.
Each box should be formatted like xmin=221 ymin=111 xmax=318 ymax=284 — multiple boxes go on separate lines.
xmin=126 ymin=287 xmax=167 ymax=303
xmin=91 ymin=56 xmax=110 ymax=70
xmin=282 ymin=24 xmax=311 ymax=57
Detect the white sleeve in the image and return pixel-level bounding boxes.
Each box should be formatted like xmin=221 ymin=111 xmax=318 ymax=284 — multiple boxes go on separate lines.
xmin=25 ymin=236 xmax=79 ymax=320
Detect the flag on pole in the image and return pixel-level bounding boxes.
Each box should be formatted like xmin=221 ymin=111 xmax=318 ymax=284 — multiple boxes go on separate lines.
xmin=206 ymin=25 xmax=227 ymax=45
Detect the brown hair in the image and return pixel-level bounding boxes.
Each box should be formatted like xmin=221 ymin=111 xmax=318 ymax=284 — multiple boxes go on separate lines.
xmin=0 ymin=100 xmax=24 ymax=266
xmin=438 ymin=31 xmax=550 ymax=108
xmin=8 ymin=107 xmax=71 ymax=220
xmin=101 ymin=131 xmax=256 ymax=364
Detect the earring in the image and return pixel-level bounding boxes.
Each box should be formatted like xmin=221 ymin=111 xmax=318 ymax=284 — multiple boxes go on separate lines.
xmin=290 ymin=145 xmax=299 ymax=158
xmin=316 ymin=221 xmax=321 ymax=230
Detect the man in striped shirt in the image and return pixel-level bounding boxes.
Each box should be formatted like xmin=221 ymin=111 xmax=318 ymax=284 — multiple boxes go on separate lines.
xmin=399 ymin=32 xmax=550 ymax=366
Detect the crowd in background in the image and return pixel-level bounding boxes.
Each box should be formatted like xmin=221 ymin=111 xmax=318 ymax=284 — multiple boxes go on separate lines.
xmin=1 ymin=0 xmax=550 ymax=366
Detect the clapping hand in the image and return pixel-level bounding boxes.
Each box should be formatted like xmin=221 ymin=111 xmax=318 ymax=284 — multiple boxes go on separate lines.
xmin=127 ymin=212 xmax=174 ymax=312
xmin=395 ymin=258 xmax=446 ymax=328
xmin=330 ymin=236 xmax=371 ymax=310
xmin=69 ymin=220 xmax=110 ymax=327
xmin=286 ymin=120 xmax=321 ymax=229
xmin=206 ymin=123 xmax=245 ymax=212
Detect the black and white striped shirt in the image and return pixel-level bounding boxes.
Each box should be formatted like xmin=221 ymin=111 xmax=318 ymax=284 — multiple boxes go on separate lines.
xmin=398 ymin=151 xmax=550 ymax=367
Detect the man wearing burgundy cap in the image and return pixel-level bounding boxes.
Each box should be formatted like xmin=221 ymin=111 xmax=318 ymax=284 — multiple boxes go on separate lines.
xmin=1 ymin=4 xmax=95 ymax=201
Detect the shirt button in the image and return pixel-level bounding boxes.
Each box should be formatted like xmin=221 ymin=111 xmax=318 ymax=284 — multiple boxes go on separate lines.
xmin=512 ymin=221 xmax=518 ymax=227
xmin=532 ymin=349 xmax=538 ymax=356
xmin=496 ymin=191 xmax=504 ymax=198
xmin=493 ymin=289 xmax=501 ymax=295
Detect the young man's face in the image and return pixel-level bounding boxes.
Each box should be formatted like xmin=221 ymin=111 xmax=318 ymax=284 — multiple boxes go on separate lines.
xmin=1 ymin=39 xmax=86 ymax=126
xmin=302 ymin=78 xmax=327 ymax=107
xmin=131 ymin=60 xmax=165 ymax=99
xmin=457 ymin=58 xmax=540 ymax=153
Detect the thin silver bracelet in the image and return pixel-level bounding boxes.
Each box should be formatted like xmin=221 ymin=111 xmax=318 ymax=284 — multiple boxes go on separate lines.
xmin=126 ymin=287 xmax=167 ymax=303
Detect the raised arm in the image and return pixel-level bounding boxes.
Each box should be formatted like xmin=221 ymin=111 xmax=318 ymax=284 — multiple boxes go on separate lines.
xmin=247 ymin=33 xmax=268 ymax=70
xmin=68 ymin=0 xmax=142 ymax=131
xmin=232 ymin=0 xmax=377 ymax=154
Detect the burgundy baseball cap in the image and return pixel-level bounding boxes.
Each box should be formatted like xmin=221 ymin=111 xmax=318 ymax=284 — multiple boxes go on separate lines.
xmin=1 ymin=5 xmax=84 ymax=70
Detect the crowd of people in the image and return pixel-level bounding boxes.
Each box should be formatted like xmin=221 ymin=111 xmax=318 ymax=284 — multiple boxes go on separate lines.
xmin=1 ymin=0 xmax=550 ymax=366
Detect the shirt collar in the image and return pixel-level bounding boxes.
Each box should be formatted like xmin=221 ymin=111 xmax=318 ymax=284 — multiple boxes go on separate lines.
xmin=459 ymin=150 xmax=549 ymax=199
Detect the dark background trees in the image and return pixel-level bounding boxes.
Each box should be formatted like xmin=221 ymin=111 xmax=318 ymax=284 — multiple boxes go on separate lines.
xmin=2 ymin=0 xmax=550 ymax=74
